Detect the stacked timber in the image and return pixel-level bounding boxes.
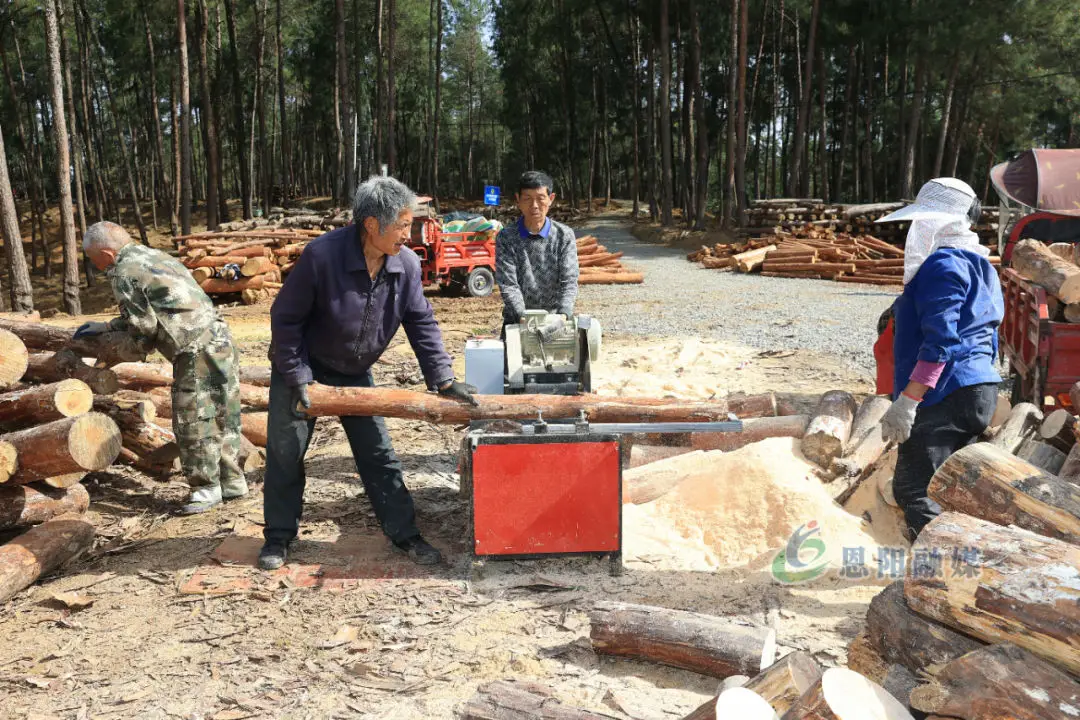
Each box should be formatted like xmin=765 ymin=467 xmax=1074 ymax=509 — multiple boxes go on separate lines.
xmin=175 ymin=228 xmax=319 ymax=304
xmin=844 ymin=390 xmax=1080 ymax=718
xmin=575 ymin=234 xmax=643 ymax=284
xmin=1009 ymin=238 xmax=1080 ymax=323
xmin=739 ymin=198 xmax=999 ymax=246
xmin=0 ymin=325 xmax=109 ymax=603
xmin=0 ymin=315 xmax=270 ymax=479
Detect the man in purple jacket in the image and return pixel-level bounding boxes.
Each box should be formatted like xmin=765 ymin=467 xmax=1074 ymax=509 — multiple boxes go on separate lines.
xmin=259 ymin=176 xmax=477 ymax=570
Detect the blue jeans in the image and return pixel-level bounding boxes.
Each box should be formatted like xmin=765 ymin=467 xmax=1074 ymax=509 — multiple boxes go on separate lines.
xmin=262 ymin=364 xmax=419 ymax=545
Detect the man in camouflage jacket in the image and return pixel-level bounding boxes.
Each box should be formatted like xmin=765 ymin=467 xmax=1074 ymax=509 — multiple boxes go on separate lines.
xmin=78 ymin=221 xmax=245 ymax=514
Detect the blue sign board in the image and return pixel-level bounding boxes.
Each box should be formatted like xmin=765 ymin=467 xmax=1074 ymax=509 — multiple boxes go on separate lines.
xmin=484 ymin=185 xmax=501 ymax=206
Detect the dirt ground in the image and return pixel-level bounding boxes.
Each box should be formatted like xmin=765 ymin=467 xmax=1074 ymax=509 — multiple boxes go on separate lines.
xmin=0 ymin=213 xmax=897 ymax=720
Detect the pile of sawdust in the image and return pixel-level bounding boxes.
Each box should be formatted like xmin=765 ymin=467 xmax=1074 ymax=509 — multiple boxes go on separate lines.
xmin=623 ymin=437 xmax=907 ymax=576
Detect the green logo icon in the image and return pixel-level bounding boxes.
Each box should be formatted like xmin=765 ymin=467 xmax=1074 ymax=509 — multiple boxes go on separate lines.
xmin=771 ymin=520 xmax=828 ymax=584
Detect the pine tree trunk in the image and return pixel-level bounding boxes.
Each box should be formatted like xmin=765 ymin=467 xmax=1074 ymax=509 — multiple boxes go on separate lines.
xmin=194 ymin=0 xmax=220 ymax=230
xmin=723 ymin=0 xmax=737 ymax=227
xmin=431 ymin=0 xmax=442 ymax=202
xmin=56 ymin=0 xmax=91 ymax=290
xmin=0 ymin=125 xmax=33 ymax=312
xmin=901 ymin=54 xmax=928 ymax=198
xmin=629 ymin=10 xmax=641 ymax=218
xmin=253 ymin=0 xmax=270 ymax=217
xmin=44 ymin=0 xmax=81 ymax=315
xmin=786 ymin=0 xmax=820 ymax=197
xmin=691 ymin=7 xmax=707 ymax=230
xmin=177 ymin=0 xmax=193 ymax=235
xmin=734 ymin=0 xmax=748 ymax=224
xmin=658 ymin=0 xmax=673 ymax=226
xmin=276 ymin=0 xmax=290 ymax=192
xmin=224 ymin=0 xmax=251 ymax=219
xmin=335 ymin=0 xmax=349 ymax=203
xmin=142 ymin=10 xmax=176 ymax=236
xmin=386 ymin=0 xmax=397 ymax=174
xmin=933 ymin=53 xmax=961 ymax=179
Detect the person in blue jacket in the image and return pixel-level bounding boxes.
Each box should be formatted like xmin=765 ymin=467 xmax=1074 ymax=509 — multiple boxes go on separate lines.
xmin=876 ymin=178 xmax=1004 ymax=538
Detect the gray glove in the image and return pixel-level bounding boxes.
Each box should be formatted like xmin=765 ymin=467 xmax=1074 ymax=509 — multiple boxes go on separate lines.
xmin=73 ymin=321 xmax=109 ymax=340
xmin=290 ymin=383 xmax=311 ymax=419
xmin=438 ymin=380 xmax=479 ymax=406
xmin=881 ymin=394 xmax=920 ymax=444
xmin=538 ymin=316 xmax=565 ymax=342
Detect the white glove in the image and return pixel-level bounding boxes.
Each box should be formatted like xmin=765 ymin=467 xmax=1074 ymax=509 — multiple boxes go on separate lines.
xmin=538 ymin=316 xmax=565 ymax=341
xmin=881 ymin=394 xmax=920 ymax=444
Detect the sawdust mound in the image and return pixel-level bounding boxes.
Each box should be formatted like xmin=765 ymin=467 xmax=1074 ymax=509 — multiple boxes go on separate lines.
xmin=623 ymin=437 xmax=904 ymax=572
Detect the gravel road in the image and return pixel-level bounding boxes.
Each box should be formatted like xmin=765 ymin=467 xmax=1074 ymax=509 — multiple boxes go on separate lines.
xmin=576 ymin=216 xmax=899 ymax=377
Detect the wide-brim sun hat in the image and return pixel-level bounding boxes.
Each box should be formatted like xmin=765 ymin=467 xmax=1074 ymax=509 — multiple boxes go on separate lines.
xmin=876 ymin=177 xmax=977 ymax=223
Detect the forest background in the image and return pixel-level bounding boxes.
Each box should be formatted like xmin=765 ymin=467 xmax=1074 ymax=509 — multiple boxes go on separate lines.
xmin=0 ymin=0 xmax=1078 ymax=312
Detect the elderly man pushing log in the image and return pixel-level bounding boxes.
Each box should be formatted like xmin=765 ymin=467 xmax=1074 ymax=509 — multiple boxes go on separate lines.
xmin=78 ymin=221 xmax=246 ymax=515
xmin=260 ymin=176 xmax=477 ymax=570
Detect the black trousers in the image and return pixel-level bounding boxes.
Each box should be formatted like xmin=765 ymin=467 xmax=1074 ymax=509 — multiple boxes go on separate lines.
xmin=262 ymin=364 xmax=419 ymax=545
xmin=893 ymin=382 xmax=998 ymax=536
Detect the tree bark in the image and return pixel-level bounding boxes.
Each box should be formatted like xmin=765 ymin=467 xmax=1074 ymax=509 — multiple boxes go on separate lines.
xmin=386 ymin=0 xmax=397 ymax=173
xmin=657 ymin=0 xmax=673 ymax=225
xmin=0 ymin=413 xmax=121 ymax=485
xmin=0 ymin=329 xmax=28 ymax=390
xmin=241 ymin=412 xmax=267 ymax=447
xmin=801 ymin=390 xmax=857 ymax=467
xmin=906 ymin=511 xmax=1080 ymax=676
xmin=865 ymin=582 xmax=984 ymax=678
xmin=194 ymin=0 xmax=220 ymax=230
xmin=0 ymin=123 xmax=33 ymax=312
xmin=177 ymin=0 xmax=193 ymax=235
xmin=901 ymin=55 xmax=928 ymax=199
xmin=143 ymin=9 xmax=175 ymax=235
xmin=690 ymin=415 xmax=808 ymax=452
xmin=43 ymin=0 xmax=82 ymax=315
xmin=299 ymin=385 xmax=776 ymax=424
xmin=224 ymin=0 xmax=250 ymax=219
xmin=24 ymin=352 xmax=119 ymax=396
xmin=0 ymin=380 xmax=93 ymax=427
xmin=734 ymin=0 xmax=749 ymax=225
xmin=589 ymin=601 xmax=776 ymax=678
xmin=682 ymin=651 xmax=822 ymax=720
xmin=56 ymin=0 xmax=91 ymax=289
xmin=1012 ymin=239 xmax=1080 ymax=304
xmin=461 ymin=680 xmax=618 ymax=720
xmin=723 ymin=0 xmax=737 ymax=226
xmin=0 ymin=513 xmax=95 ymax=603
xmin=910 ymin=643 xmax=1080 ymax=720
xmin=335 ymin=0 xmax=353 ymax=204
xmin=786 ymin=0 xmax=820 ymax=197
xmin=928 ymin=441 xmax=1080 ymax=544
xmin=1016 ymin=438 xmax=1067 ymax=474
xmin=0 ymin=482 xmax=89 ymax=531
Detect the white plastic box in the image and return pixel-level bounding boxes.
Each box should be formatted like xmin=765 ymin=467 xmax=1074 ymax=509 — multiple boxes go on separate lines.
xmin=465 ymin=339 xmax=504 ymax=395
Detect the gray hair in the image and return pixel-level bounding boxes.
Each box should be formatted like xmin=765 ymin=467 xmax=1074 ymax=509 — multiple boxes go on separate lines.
xmin=83 ymin=221 xmax=133 ymax=254
xmin=352 ymin=176 xmax=417 ymax=233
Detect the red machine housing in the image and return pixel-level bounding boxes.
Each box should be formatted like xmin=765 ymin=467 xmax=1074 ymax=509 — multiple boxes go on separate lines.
xmin=408 ymin=216 xmax=497 ymax=297
xmin=466 ymin=432 xmax=622 ymax=563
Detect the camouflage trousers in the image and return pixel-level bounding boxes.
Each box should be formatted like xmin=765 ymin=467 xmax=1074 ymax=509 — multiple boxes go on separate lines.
xmin=171 ymin=322 xmax=245 ymax=496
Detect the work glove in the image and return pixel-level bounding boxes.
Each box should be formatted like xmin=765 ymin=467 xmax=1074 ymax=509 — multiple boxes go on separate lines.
xmin=538 ymin=316 xmax=565 ymax=342
xmin=290 ymin=383 xmax=311 ymax=419
xmin=438 ymin=379 xmax=479 ymax=407
xmin=73 ymin=321 xmax=109 ymax=340
xmin=881 ymin=393 xmax=920 ymax=444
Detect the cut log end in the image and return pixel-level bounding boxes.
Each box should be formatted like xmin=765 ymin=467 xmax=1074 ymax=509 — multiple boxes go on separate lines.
xmin=784 ymin=668 xmax=915 ymax=720
xmin=0 ymin=328 xmax=29 ymax=390
xmin=0 ymin=441 xmax=16 ymax=483
xmin=52 ymin=379 xmax=95 ymax=417
xmin=68 ymin=414 xmax=124 ymax=472
xmin=715 ymin=687 xmax=779 ymax=719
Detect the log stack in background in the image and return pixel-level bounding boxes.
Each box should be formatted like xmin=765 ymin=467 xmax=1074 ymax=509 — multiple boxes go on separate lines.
xmin=575 ymin=234 xmax=643 ymax=284
xmin=687 ymin=198 xmax=1002 ymax=287
xmin=844 ymin=386 xmax=1080 ymax=719
xmin=176 ymin=228 xmax=321 ymax=304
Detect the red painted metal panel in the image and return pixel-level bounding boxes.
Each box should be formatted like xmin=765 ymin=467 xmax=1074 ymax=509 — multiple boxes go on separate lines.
xmin=471 ymin=440 xmax=621 ymax=556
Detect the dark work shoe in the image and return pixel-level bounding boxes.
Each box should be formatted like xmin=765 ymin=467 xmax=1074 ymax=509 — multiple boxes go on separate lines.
xmin=258 ymin=541 xmax=288 ymax=570
xmin=393 ymin=536 xmax=443 ymax=566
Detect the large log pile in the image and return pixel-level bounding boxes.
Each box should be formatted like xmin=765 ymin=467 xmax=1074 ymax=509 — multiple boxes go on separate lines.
xmin=1009 ymin=238 xmax=1080 ymax=323
xmin=843 ymin=394 xmax=1080 ymax=717
xmin=687 ymin=198 xmax=1001 ymax=287
xmin=575 ymin=234 xmax=643 ymax=285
